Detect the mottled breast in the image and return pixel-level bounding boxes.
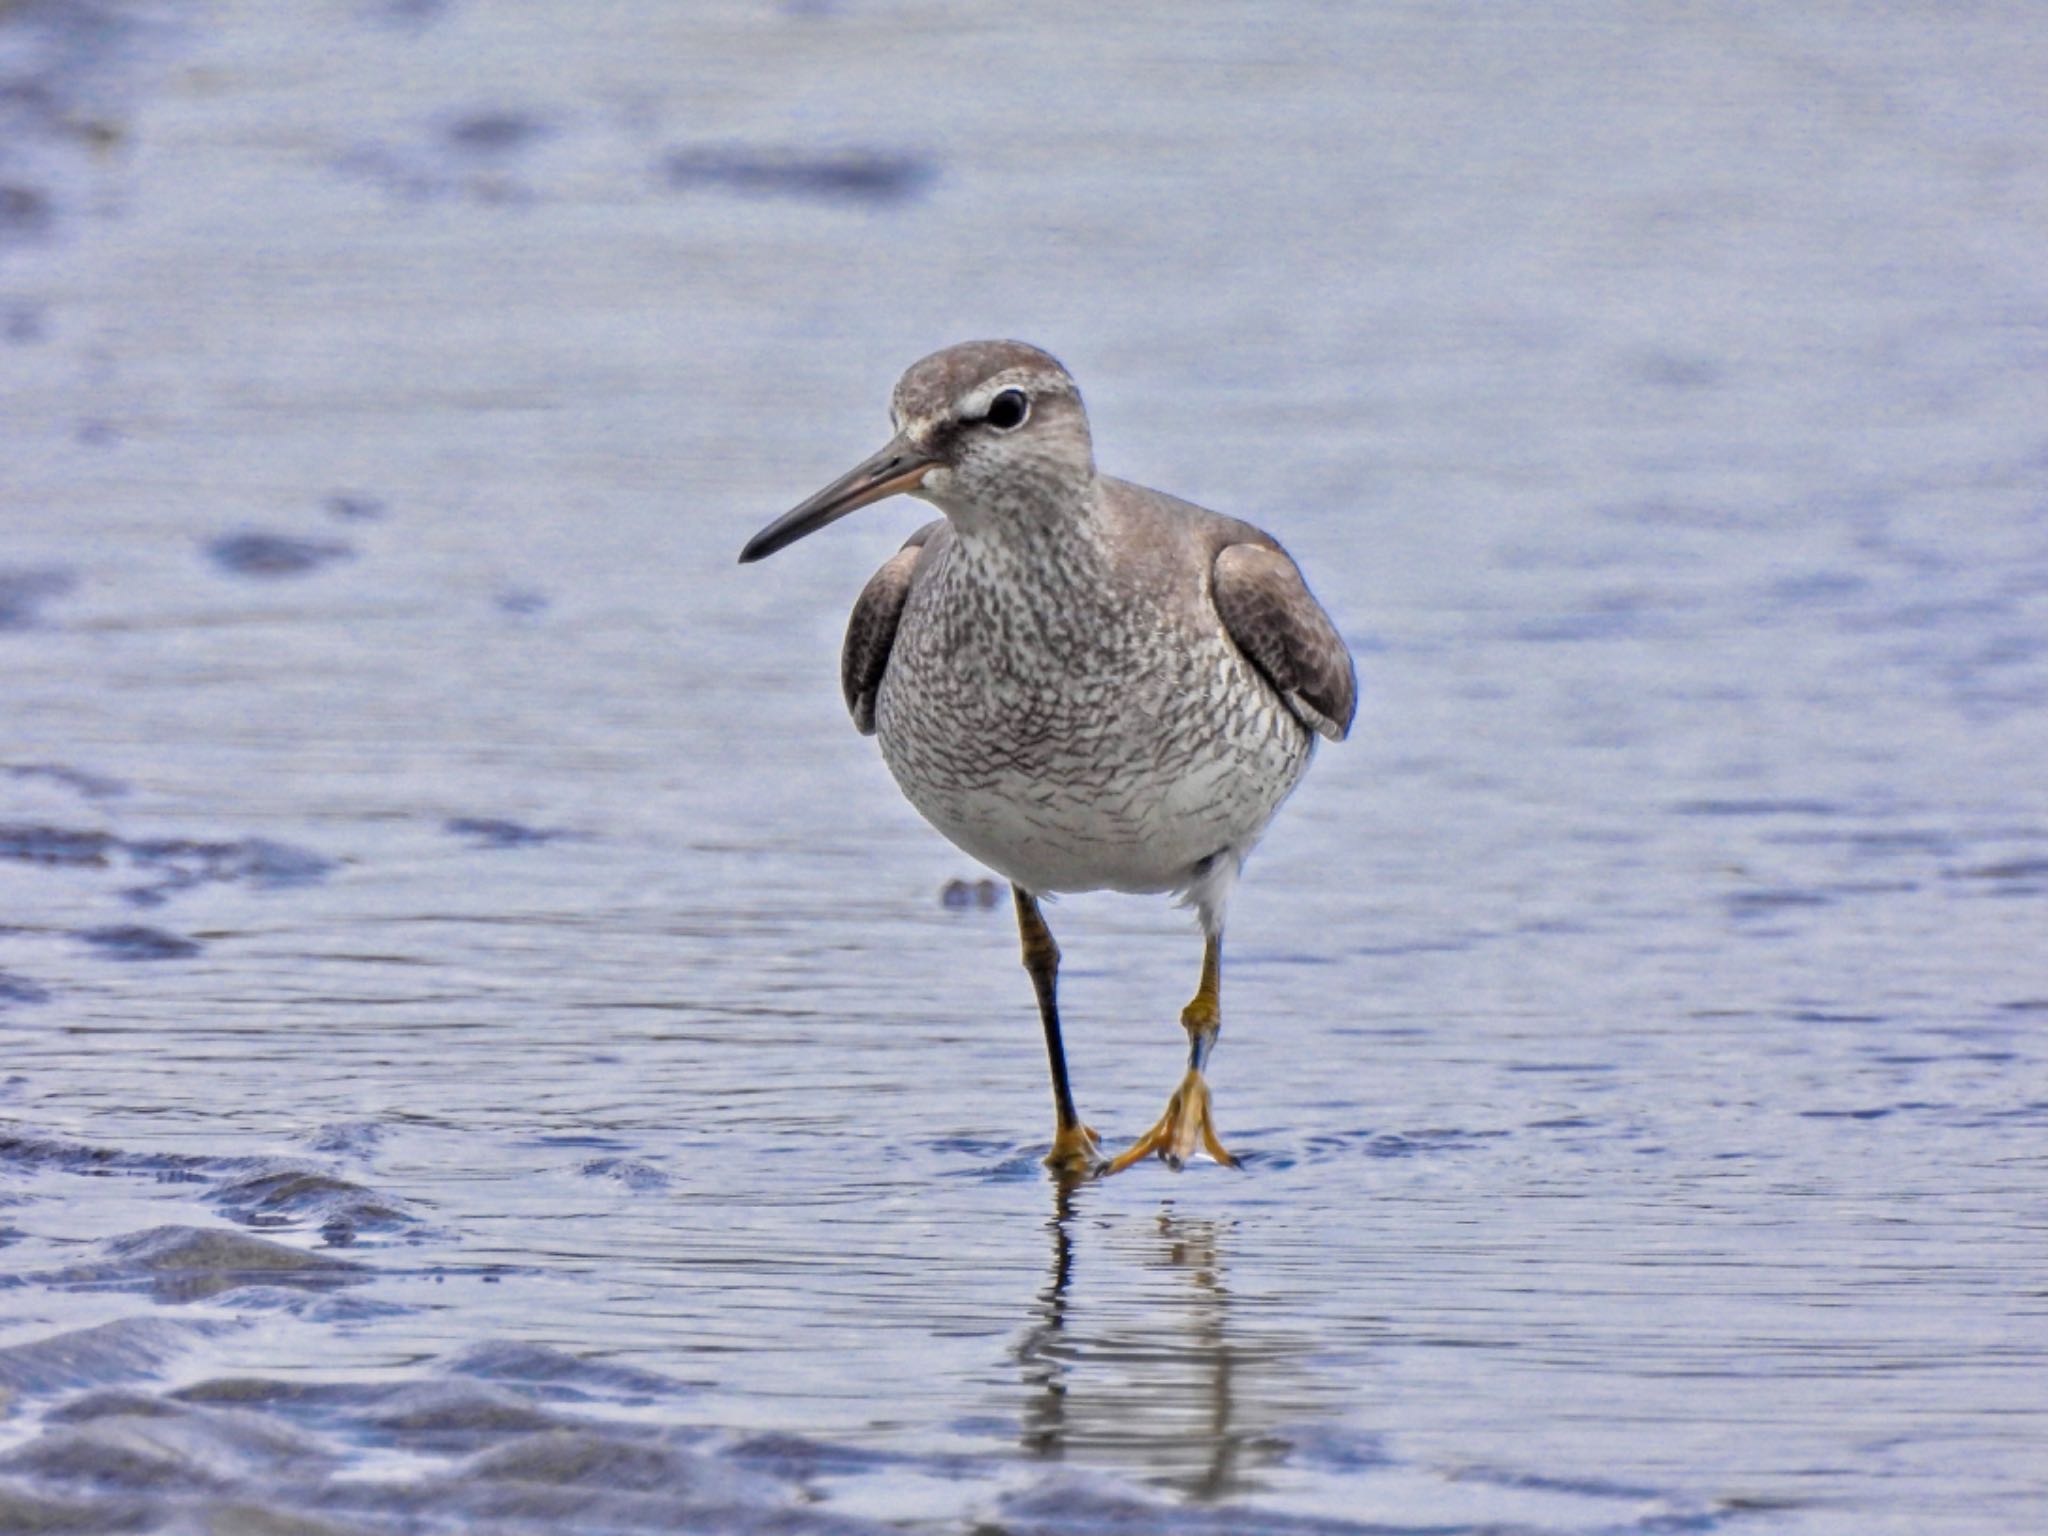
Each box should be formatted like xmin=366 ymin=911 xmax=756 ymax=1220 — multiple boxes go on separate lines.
xmin=871 ymin=509 xmax=1312 ymax=897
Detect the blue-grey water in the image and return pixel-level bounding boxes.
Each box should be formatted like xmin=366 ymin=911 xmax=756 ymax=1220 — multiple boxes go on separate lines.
xmin=4 ymin=3 xmax=2047 ymax=1532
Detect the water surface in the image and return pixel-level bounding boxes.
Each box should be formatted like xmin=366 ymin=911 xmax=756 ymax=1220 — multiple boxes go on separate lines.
xmin=4 ymin=2 xmax=2047 ymax=1532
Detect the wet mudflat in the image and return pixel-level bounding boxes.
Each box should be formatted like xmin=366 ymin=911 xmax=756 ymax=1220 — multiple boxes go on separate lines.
xmin=4 ymin=2 xmax=2048 ymax=1532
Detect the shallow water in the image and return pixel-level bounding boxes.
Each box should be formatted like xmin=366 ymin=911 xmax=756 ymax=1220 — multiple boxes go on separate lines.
xmin=4 ymin=1 xmax=2048 ymax=1531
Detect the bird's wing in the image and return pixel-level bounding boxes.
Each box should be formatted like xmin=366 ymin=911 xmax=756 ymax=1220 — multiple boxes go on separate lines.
xmin=1211 ymin=542 xmax=1357 ymax=741
xmin=841 ymin=519 xmax=943 ymax=735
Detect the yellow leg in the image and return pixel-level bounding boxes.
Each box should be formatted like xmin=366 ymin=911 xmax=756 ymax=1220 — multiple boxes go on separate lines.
xmin=1106 ymin=932 xmax=1239 ymax=1173
xmin=1015 ymin=887 xmax=1104 ymax=1178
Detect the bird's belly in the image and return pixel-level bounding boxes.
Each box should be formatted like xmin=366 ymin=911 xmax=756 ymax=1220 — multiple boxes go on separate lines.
xmin=872 ymin=637 xmax=1311 ymax=896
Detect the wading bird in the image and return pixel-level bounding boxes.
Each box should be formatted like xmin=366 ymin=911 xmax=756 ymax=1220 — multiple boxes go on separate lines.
xmin=739 ymin=341 xmax=1353 ymax=1176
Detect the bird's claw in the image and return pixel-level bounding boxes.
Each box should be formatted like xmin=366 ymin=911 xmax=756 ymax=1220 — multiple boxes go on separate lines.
xmin=1044 ymin=1121 xmax=1106 ymax=1179
xmin=1105 ymin=1070 xmax=1238 ymax=1174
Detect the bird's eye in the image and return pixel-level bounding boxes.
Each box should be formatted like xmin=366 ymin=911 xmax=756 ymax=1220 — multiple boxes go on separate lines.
xmin=983 ymin=389 xmax=1030 ymax=431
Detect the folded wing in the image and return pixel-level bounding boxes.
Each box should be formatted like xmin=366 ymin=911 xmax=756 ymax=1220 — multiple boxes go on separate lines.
xmin=841 ymin=520 xmax=942 ymax=735
xmin=1211 ymin=542 xmax=1356 ymax=742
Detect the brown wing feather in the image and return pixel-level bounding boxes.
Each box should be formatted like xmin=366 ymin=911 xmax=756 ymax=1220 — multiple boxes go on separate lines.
xmin=1212 ymin=543 xmax=1356 ymax=741
xmin=841 ymin=521 xmax=941 ymax=735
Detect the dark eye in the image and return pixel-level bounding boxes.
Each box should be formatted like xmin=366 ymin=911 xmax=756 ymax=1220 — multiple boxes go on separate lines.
xmin=983 ymin=389 xmax=1030 ymax=431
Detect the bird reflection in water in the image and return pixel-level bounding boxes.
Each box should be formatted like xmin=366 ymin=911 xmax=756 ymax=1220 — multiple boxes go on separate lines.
xmin=1015 ymin=1184 xmax=1325 ymax=1500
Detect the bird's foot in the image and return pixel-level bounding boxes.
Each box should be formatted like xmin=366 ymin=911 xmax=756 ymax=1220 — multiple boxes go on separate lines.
xmin=1105 ymin=1070 xmax=1238 ymax=1174
xmin=1043 ymin=1120 xmax=1106 ymax=1179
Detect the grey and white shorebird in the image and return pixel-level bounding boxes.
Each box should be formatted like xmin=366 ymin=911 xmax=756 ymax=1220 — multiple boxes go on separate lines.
xmin=739 ymin=340 xmax=1354 ymax=1177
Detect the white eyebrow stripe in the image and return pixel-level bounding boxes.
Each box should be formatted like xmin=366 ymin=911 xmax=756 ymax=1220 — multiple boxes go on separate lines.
xmin=956 ymin=367 xmax=1056 ymax=420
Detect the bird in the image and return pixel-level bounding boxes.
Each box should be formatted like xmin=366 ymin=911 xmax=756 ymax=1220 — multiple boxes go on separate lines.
xmin=738 ymin=340 xmax=1354 ymax=1177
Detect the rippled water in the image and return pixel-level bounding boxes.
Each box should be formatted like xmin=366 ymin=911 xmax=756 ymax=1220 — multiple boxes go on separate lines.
xmin=5 ymin=2 xmax=2047 ymax=1532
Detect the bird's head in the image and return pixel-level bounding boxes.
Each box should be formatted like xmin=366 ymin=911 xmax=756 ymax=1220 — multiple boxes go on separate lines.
xmin=739 ymin=340 xmax=1095 ymax=563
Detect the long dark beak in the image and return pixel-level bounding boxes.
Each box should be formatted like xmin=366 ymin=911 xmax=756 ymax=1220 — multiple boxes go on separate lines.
xmin=739 ymin=434 xmax=937 ymax=564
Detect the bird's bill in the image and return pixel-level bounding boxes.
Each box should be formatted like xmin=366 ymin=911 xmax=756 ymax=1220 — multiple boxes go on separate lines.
xmin=738 ymin=435 xmax=936 ymax=563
